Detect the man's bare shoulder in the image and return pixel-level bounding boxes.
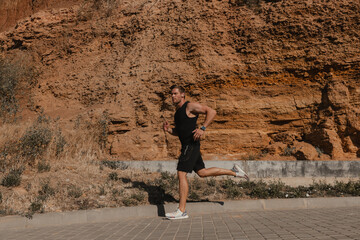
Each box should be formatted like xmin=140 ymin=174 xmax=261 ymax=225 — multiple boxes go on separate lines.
xmin=187 ymin=102 xmax=208 ymax=114
xmin=186 ymin=102 xmax=201 ymax=110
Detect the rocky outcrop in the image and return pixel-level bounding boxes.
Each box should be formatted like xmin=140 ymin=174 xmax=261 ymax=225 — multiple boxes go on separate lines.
xmin=0 ymin=0 xmax=359 ymax=160
xmin=292 ymin=141 xmax=319 ymax=161
xmin=0 ymin=0 xmax=80 ymax=32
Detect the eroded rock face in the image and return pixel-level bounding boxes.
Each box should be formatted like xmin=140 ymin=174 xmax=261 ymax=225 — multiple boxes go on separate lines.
xmin=0 ymin=0 xmax=360 ymax=160
xmin=0 ymin=0 xmax=81 ymax=32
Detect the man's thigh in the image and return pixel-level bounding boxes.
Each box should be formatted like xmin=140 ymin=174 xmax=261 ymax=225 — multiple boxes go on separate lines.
xmin=177 ymin=144 xmax=201 ymax=173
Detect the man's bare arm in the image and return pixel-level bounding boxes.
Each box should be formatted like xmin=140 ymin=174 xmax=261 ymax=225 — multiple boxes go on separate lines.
xmin=187 ymin=102 xmax=217 ymax=140
xmin=163 ymin=120 xmax=178 ymax=136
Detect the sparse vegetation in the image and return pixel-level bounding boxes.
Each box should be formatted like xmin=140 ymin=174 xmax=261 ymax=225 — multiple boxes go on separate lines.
xmin=67 ymin=185 xmax=83 ymax=199
xmin=155 ymin=171 xmax=179 ymax=197
xmin=0 ymin=55 xmax=35 ymax=122
xmin=0 ymin=161 xmax=359 ymax=217
xmin=315 ymin=147 xmax=324 ymax=157
xmin=283 ymin=147 xmax=296 ymax=156
xmin=19 ymin=116 xmax=53 ymax=164
xmin=101 ymin=160 xmax=129 ymax=170
xmin=29 ymin=201 xmax=43 ymax=213
xmin=37 ymin=181 xmax=55 ymax=202
xmin=97 ymin=111 xmax=109 ymax=149
xmin=1 ymin=169 xmax=23 ymax=187
xmin=99 ymin=185 xmax=106 ymax=195
xmin=122 ymin=197 xmax=137 ymax=206
xmin=54 ymin=130 xmax=66 ymax=157
xmin=242 ymin=152 xmax=259 ymax=160
xmin=222 ymin=178 xmax=243 ymax=198
xmin=0 ymin=110 xmax=121 ymax=216
xmin=189 ymin=191 xmax=200 ymax=201
xmin=131 ymin=192 xmax=145 ymax=202
xmin=108 ymin=172 xmax=119 ymax=181
xmin=37 ymin=160 xmax=51 ymax=173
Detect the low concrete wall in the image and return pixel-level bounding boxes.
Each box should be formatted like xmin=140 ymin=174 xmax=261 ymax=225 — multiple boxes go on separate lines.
xmin=103 ymin=160 xmax=360 ymax=178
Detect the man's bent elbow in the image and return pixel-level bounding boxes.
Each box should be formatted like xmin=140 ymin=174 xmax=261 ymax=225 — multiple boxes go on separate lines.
xmin=211 ymin=108 xmax=217 ymax=117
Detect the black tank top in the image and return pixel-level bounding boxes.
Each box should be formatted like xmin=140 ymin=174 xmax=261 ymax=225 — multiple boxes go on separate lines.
xmin=174 ymin=101 xmax=199 ymax=146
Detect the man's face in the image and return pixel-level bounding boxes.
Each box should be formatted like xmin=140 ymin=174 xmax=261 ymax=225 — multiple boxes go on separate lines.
xmin=171 ymin=88 xmax=184 ymax=105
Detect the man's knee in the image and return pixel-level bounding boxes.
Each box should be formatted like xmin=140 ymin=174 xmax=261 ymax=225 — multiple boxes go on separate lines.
xmin=197 ymin=169 xmax=207 ymax=178
xmin=178 ymin=171 xmax=188 ymax=179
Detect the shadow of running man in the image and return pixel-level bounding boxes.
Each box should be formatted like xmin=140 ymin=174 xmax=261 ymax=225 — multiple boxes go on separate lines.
xmin=120 ymin=177 xmax=224 ymax=217
xmin=120 ymin=177 xmax=176 ymax=217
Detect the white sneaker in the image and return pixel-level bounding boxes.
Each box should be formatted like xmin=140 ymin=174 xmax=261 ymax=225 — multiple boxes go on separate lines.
xmin=232 ymin=164 xmax=249 ymax=181
xmin=166 ymin=208 xmax=189 ymax=220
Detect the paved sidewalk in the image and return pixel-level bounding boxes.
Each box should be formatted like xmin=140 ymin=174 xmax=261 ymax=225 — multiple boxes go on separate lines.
xmin=1 ymin=206 xmax=359 ymax=240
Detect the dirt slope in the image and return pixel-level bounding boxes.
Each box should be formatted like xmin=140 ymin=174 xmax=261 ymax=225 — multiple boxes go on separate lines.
xmin=1 ymin=0 xmax=360 ymax=160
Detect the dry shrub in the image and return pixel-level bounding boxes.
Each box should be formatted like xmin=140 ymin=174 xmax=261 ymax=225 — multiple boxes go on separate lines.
xmin=1 ymin=169 xmax=23 ymax=187
xmin=0 ymin=54 xmax=36 ymax=122
xmin=19 ymin=116 xmax=53 ymax=164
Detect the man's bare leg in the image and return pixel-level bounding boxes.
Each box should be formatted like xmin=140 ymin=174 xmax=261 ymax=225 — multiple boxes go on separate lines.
xmin=178 ymin=171 xmax=188 ymax=212
xmin=196 ymin=167 xmax=236 ymax=178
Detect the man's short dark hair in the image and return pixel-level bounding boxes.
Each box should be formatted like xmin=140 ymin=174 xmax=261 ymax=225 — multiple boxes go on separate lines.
xmin=170 ymin=85 xmax=185 ymax=93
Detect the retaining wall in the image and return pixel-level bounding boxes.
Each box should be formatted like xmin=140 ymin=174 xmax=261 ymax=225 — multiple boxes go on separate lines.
xmin=103 ymin=160 xmax=360 ymax=178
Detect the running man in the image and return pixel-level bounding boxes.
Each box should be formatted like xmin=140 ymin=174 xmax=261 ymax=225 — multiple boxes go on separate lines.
xmin=163 ymin=85 xmax=249 ymax=220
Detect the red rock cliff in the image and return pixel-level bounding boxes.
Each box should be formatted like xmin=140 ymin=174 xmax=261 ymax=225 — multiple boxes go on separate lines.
xmin=0 ymin=0 xmax=80 ymax=32
xmin=0 ymin=0 xmax=359 ymax=160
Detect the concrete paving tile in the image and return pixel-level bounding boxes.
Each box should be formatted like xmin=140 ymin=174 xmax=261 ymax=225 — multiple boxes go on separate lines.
xmin=1 ymin=206 xmax=359 ymax=240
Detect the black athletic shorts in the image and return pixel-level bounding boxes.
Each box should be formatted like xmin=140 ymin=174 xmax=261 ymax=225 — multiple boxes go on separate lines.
xmin=177 ymin=144 xmax=205 ymax=173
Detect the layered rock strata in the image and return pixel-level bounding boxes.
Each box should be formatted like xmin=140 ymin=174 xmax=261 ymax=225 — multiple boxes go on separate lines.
xmin=0 ymin=0 xmax=359 ymax=160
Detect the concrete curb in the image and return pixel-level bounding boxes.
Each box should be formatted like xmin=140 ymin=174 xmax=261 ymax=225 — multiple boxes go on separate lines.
xmin=1 ymin=197 xmax=359 ymax=231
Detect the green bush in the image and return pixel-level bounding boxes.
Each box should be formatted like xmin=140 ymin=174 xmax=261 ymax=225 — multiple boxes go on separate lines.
xmin=1 ymin=169 xmax=23 ymax=187
xmin=333 ymin=180 xmax=360 ymax=196
xmin=248 ymin=180 xmax=269 ymax=198
xmin=268 ymin=180 xmax=286 ymax=198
